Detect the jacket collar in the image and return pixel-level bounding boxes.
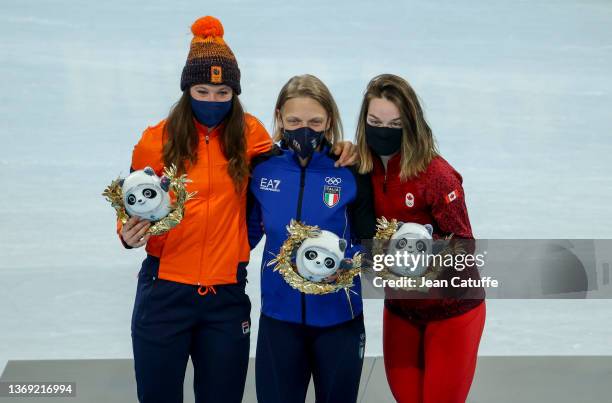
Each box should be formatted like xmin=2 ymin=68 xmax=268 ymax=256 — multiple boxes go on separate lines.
xmin=281 ymin=141 xmax=333 ymax=168
xmin=372 ymin=150 xmax=401 ymax=173
xmin=194 ymin=118 xmax=226 ymax=138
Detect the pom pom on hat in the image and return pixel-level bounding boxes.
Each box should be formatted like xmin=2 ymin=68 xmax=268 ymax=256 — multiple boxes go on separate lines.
xmin=181 ymin=15 xmax=241 ymax=94
xmin=191 ymin=16 xmax=224 ymax=38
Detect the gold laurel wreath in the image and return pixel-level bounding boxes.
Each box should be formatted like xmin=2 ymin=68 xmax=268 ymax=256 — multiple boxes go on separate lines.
xmin=371 ymin=217 xmax=463 ymax=293
xmin=266 ymin=220 xmax=362 ymax=295
xmin=102 ymin=165 xmax=197 ymax=236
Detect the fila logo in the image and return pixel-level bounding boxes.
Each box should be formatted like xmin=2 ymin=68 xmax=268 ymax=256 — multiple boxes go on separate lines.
xmin=445 ymin=189 xmax=459 ymax=204
xmin=260 ymin=178 xmax=281 ymax=192
xmin=242 ymin=321 xmax=250 ymax=335
xmin=405 ymin=192 xmax=415 ymax=208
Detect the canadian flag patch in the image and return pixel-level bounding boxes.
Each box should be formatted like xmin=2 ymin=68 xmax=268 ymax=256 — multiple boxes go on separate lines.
xmin=445 ymin=189 xmax=460 ymax=204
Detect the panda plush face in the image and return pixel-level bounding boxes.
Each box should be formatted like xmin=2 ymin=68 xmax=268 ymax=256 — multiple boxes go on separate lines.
xmin=125 ymin=184 xmax=163 ymax=214
xmin=387 ymin=223 xmax=433 ymax=277
xmin=121 ymin=167 xmax=171 ymax=221
xmin=302 ymin=246 xmax=340 ymax=276
xmin=394 ymin=237 xmax=428 ymax=254
xmin=296 ymin=230 xmax=347 ymax=283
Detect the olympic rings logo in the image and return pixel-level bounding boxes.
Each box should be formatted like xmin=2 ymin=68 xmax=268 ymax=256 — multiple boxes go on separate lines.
xmin=325 ymin=177 xmax=342 ymax=185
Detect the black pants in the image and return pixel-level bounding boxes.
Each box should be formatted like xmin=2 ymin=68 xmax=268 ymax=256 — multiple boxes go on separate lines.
xmin=255 ymin=313 xmax=366 ymax=403
xmin=131 ymin=256 xmax=251 ymax=403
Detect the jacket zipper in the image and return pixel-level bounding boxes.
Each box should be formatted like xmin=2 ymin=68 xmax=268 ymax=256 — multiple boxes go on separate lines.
xmin=198 ymin=129 xmax=211 ymax=286
xmin=296 ymin=166 xmax=307 ymax=325
xmin=380 ymin=155 xmax=388 ymax=194
xmin=383 ymin=171 xmax=387 ymax=194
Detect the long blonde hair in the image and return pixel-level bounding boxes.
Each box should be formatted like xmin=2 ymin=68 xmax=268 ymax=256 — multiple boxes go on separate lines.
xmin=273 ymin=74 xmax=343 ymax=147
xmin=356 ymin=74 xmax=438 ymax=180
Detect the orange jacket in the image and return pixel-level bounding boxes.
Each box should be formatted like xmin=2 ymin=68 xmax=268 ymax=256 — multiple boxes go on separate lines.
xmin=119 ymin=114 xmax=272 ymax=286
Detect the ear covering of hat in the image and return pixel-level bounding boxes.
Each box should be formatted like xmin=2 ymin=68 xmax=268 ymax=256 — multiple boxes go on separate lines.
xmin=180 ymin=16 xmax=241 ymax=95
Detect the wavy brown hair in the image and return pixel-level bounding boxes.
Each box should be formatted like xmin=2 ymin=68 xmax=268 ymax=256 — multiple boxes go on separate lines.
xmin=162 ymin=91 xmax=248 ymax=192
xmin=356 ymin=74 xmax=438 ymax=181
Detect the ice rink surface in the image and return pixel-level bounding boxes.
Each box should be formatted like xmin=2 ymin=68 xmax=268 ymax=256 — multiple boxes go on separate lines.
xmin=1 ymin=0 xmax=612 ymax=372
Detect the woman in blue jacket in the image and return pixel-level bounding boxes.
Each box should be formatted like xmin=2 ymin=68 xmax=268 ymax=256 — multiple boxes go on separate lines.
xmin=248 ymin=74 xmax=376 ymax=403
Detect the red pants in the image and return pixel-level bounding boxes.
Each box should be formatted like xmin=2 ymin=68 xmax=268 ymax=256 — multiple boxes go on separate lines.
xmin=383 ymin=302 xmax=486 ymax=403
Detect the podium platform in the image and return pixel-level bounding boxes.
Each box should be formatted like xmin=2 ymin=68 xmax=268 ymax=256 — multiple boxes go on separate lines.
xmin=1 ymin=356 xmax=611 ymax=402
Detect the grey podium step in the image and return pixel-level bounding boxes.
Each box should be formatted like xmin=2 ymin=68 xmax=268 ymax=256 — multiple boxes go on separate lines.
xmin=1 ymin=356 xmax=611 ymax=402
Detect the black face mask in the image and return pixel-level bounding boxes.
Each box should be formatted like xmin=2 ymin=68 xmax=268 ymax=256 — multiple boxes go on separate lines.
xmin=282 ymin=127 xmax=325 ymax=159
xmin=365 ymin=124 xmax=403 ymax=156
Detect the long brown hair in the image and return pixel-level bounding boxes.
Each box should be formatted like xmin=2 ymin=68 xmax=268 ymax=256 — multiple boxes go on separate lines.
xmin=356 ymin=74 xmax=438 ymax=180
xmin=272 ymin=74 xmax=343 ymax=146
xmin=163 ymin=91 xmax=248 ymax=191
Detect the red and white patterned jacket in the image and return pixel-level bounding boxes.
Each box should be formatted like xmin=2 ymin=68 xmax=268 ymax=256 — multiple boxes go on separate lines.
xmin=371 ymin=154 xmax=484 ymax=322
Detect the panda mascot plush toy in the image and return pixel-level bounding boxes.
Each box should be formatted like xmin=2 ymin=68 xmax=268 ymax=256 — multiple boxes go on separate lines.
xmin=387 ymin=222 xmax=434 ymax=277
xmin=296 ymin=230 xmax=347 ymax=283
xmin=121 ymin=166 xmax=171 ymax=221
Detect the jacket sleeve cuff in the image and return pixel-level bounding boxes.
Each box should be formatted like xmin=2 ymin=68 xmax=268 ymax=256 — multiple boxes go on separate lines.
xmin=119 ymin=234 xmax=133 ymax=249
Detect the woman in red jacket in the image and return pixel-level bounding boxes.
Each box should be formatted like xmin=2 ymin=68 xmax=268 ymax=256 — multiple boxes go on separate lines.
xmin=355 ymin=74 xmax=486 ymax=403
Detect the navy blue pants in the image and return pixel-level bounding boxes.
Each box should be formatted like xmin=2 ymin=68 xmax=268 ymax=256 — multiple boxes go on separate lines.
xmin=255 ymin=313 xmax=366 ymax=403
xmin=131 ymin=255 xmax=251 ymax=403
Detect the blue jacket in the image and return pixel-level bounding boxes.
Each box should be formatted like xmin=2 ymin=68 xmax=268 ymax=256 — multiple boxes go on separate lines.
xmin=248 ymin=143 xmax=375 ymax=327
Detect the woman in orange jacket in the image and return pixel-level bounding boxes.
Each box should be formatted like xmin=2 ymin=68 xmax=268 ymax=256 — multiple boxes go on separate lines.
xmin=117 ymin=16 xmax=357 ymax=403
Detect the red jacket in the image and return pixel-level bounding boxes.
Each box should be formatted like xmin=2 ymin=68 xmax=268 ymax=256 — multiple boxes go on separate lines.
xmin=371 ymin=154 xmax=484 ymax=322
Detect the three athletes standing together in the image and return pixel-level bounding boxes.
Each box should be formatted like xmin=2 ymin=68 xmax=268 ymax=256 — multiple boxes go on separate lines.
xmin=117 ymin=15 xmax=485 ymax=403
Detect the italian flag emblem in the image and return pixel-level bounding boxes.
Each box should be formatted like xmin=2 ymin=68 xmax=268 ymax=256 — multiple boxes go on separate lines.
xmin=323 ymin=185 xmax=340 ymax=208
